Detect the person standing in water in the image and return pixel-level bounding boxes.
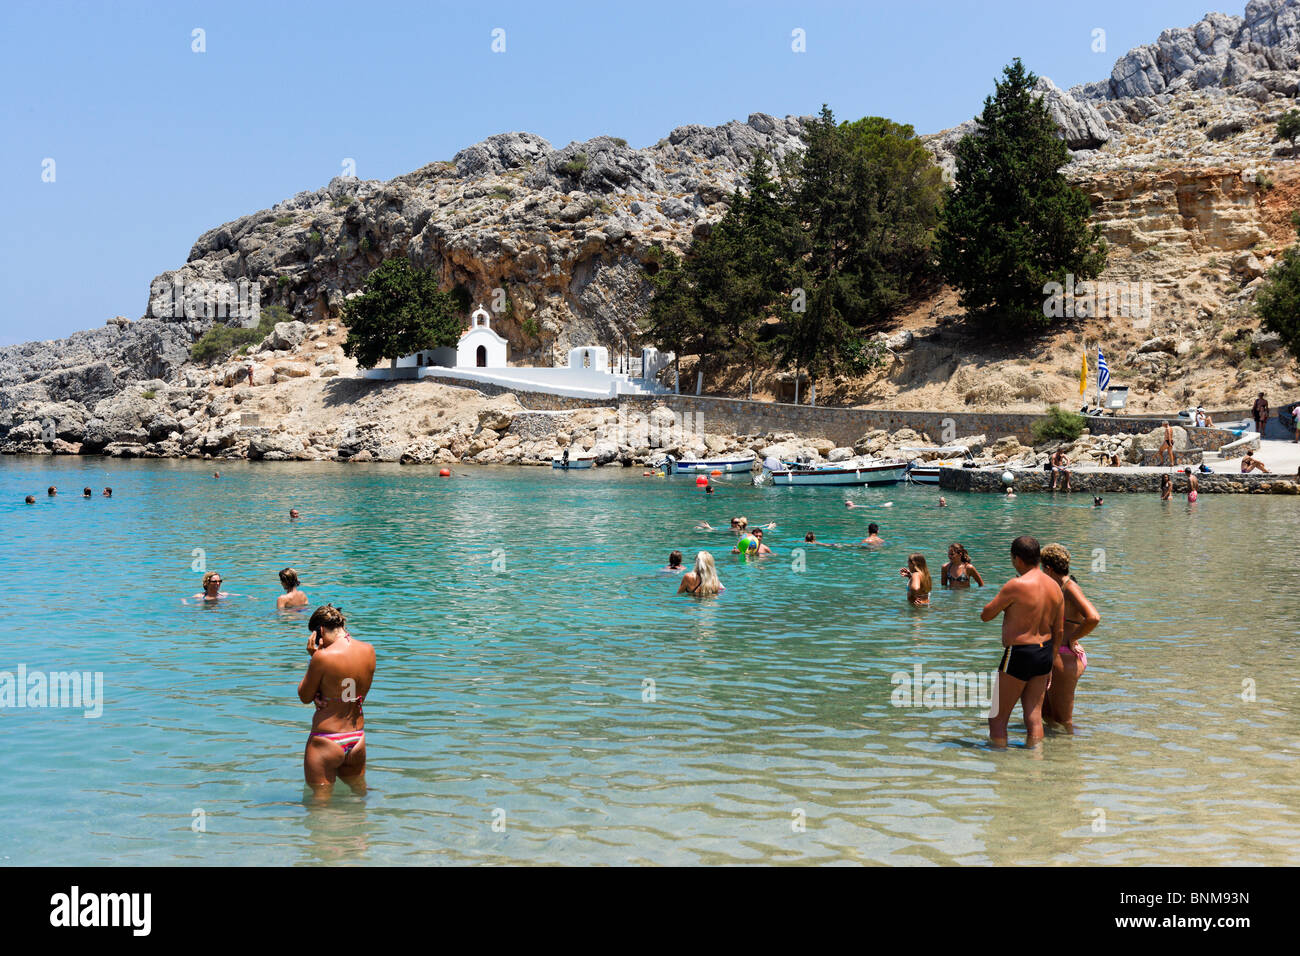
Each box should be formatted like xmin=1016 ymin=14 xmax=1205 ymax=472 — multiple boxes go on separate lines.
xmin=277 ymin=567 xmax=309 ymax=610
xmin=298 ymin=605 xmax=375 ymax=796
xmin=1039 ymin=544 xmax=1099 ymax=731
xmin=678 ymin=551 xmax=724 ymax=597
xmin=941 ymin=544 xmax=984 ymax=589
xmin=1160 ymin=473 xmax=1173 ymax=501
xmin=861 ymin=523 xmax=884 ymax=546
xmin=1185 ymin=468 xmax=1199 ymax=502
xmin=980 ymin=535 xmax=1063 ymax=748
xmin=901 ymin=553 xmax=932 ymax=606
xmin=663 ymin=551 xmax=684 ymax=573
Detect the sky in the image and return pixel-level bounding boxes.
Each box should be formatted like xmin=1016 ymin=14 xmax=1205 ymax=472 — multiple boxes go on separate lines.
xmin=0 ymin=0 xmax=1231 ymax=346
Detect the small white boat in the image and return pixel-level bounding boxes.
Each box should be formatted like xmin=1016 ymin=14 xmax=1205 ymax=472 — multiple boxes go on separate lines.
xmin=663 ymin=453 xmax=755 ymax=476
xmin=767 ymin=458 xmax=907 ymax=486
xmin=902 ymin=445 xmax=975 ymax=485
xmin=551 ymin=453 xmax=595 ymax=469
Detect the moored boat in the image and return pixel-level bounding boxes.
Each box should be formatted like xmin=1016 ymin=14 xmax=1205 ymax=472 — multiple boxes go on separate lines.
xmin=662 ymin=453 xmax=755 ymax=476
xmin=551 ymin=453 xmax=595 ymax=469
xmin=767 ymin=458 xmax=907 ymax=486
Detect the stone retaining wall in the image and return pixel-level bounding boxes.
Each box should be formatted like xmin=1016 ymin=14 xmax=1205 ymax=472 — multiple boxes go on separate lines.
xmin=939 ymin=467 xmax=1300 ymax=494
xmin=423 ymin=375 xmax=615 ymax=411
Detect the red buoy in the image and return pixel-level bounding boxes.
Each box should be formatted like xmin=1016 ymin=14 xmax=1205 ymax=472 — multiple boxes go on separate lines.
xmin=711 ymin=469 xmax=722 ymax=476
xmin=696 ymin=476 xmax=708 ymax=486
xmin=439 ymin=468 xmax=451 ymax=477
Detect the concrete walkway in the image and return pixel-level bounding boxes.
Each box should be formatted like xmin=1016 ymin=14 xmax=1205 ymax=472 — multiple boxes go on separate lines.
xmin=1219 ymin=438 xmax=1300 ymax=475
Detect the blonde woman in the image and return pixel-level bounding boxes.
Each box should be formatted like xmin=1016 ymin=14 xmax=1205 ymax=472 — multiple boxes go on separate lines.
xmin=678 ymin=551 xmax=725 ymax=597
xmin=186 ymin=570 xmax=241 ymax=604
xmin=901 ymin=553 xmax=932 ymax=606
xmin=1040 ymin=543 xmax=1100 ymax=729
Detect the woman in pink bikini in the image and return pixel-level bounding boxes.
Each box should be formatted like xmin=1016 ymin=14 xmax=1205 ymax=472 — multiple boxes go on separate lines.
xmin=297 ymin=605 xmax=376 ymax=797
xmin=1039 ymin=544 xmax=1099 ymax=730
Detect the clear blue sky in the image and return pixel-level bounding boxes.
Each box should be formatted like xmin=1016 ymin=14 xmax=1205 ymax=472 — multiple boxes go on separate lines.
xmin=1 ymin=0 xmax=1225 ymax=345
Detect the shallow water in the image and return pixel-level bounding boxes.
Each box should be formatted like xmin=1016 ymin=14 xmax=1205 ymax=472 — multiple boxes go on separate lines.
xmin=1 ymin=456 xmax=1297 ymax=865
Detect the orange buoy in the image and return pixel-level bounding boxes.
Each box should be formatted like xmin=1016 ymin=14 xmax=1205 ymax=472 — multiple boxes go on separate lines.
xmin=439 ymin=468 xmax=451 ymax=477
xmin=711 ymin=469 xmax=722 ymax=476
xmin=696 ymin=476 xmax=708 ymax=486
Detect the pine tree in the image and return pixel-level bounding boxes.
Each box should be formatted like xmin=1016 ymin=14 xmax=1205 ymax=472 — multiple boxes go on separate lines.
xmin=1255 ymin=213 xmax=1300 ymax=358
xmin=937 ymin=59 xmax=1107 ymax=332
xmin=341 ymin=258 xmax=466 ymax=368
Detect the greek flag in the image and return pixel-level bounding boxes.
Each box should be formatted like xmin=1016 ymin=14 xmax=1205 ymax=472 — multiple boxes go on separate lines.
xmin=1097 ymin=348 xmax=1110 ymax=392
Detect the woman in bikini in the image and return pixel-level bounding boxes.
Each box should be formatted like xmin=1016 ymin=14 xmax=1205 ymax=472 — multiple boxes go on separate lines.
xmin=677 ymin=551 xmax=724 ymax=597
xmin=940 ymin=543 xmax=984 ymax=589
xmin=1160 ymin=473 xmax=1173 ymax=501
xmin=901 ymin=553 xmax=932 ymax=606
xmin=1039 ymin=544 xmax=1099 ymax=729
xmin=297 ymin=605 xmax=376 ymax=796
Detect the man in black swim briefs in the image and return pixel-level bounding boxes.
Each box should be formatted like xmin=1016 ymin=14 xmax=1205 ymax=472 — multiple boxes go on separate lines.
xmin=979 ymin=535 xmax=1064 ymax=747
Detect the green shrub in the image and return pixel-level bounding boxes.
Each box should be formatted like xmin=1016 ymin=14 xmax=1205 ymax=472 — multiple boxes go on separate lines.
xmin=1031 ymin=405 xmax=1087 ymax=443
xmin=277 ymin=275 xmax=291 ymax=287
xmin=560 ymin=152 xmax=588 ymax=177
xmin=359 ymin=236 xmax=371 ymax=253
xmin=521 ymin=316 xmax=540 ymax=338
xmin=190 ymin=305 xmax=290 ymax=365
xmin=331 ymin=196 xmax=355 ymax=209
xmin=611 ymin=137 xmax=628 ymax=148
xmin=490 ymin=186 xmax=512 ymax=200
xmin=308 ymin=230 xmax=322 ymax=244
xmin=274 ymin=216 xmax=294 ymax=227
xmin=142 ymin=389 xmax=156 ymax=400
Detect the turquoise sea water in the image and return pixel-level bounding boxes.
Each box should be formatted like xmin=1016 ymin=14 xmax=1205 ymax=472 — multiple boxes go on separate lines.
xmin=1 ymin=455 xmax=1298 ymax=866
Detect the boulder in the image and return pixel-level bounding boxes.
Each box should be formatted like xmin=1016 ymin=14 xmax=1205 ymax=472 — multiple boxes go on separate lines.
xmin=827 ymin=446 xmax=854 ymax=462
xmin=262 ymin=321 xmax=309 ymax=352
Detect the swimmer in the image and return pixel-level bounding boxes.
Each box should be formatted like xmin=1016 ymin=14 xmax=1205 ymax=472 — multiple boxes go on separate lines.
xmin=695 ymin=521 xmax=716 ymax=531
xmin=941 ymin=543 xmax=984 ymax=589
xmin=298 ymin=604 xmax=375 ymax=796
xmin=705 ymin=485 xmax=714 ymax=495
xmin=663 ymin=550 xmax=684 ymax=573
xmin=1039 ymin=543 xmax=1099 ymax=730
xmin=1004 ymin=486 xmax=1016 ymax=499
xmin=1093 ymin=496 xmax=1103 ymax=507
xmin=187 ymin=570 xmax=238 ymax=603
xmin=277 ymin=567 xmax=309 ymax=610
xmin=289 ymin=508 xmax=301 ymax=520
xmin=980 ymin=535 xmax=1063 ymax=748
xmin=47 ymin=486 xmax=57 ymax=497
xmin=861 ymin=523 xmax=884 ymax=546
xmin=1185 ymin=468 xmax=1199 ymax=502
xmin=901 ymin=553 xmax=931 ymax=606
xmin=213 ymin=472 xmax=220 ymax=479
xmin=678 ymin=551 xmax=724 ymax=597
xmin=845 ymin=500 xmax=859 ymax=509
xmin=938 ymin=497 xmax=947 ymax=508
xmin=82 ymin=488 xmax=92 ymax=498
xmin=751 ymin=528 xmax=774 ymax=555
xmin=1159 ymin=473 xmax=1173 ymax=501
xmin=102 ymin=487 xmax=112 ymax=498
xmin=24 ymin=495 xmax=35 ymax=505
xmin=729 ymin=517 xmax=748 ymax=533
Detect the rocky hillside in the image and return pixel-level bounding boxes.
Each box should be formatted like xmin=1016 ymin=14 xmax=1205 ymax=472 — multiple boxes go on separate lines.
xmin=4 ymin=0 xmax=1300 ymax=459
